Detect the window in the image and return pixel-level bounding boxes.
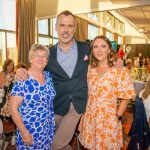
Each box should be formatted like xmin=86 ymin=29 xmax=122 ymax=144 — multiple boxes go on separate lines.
xmin=38 ymin=19 xmax=49 ymax=35
xmin=88 ymin=24 xmax=99 ymax=40
xmin=0 ymin=0 xmax=16 ymax=31
xmin=53 ymin=39 xmax=59 ymax=45
xmin=38 ymin=37 xmax=49 ymax=46
xmin=118 ymin=36 xmax=123 ymax=45
xmin=0 ymin=0 xmax=16 ymax=67
xmin=88 ymin=13 xmax=98 ymax=22
xmin=0 ymin=32 xmax=6 ymax=66
xmin=115 ymin=19 xmax=124 ymax=34
xmin=37 ymin=18 xmax=59 ymax=46
xmin=52 ymin=18 xmax=58 ymax=38
xmin=6 ymin=32 xmax=17 ymax=64
xmin=102 ymin=12 xmax=115 ymax=30
xmin=106 ymin=31 xmax=114 ymax=41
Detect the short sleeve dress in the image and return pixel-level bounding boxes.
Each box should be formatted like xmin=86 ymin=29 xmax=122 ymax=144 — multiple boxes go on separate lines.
xmin=79 ymin=67 xmax=135 ymax=150
xmin=11 ymin=71 xmax=56 ymax=150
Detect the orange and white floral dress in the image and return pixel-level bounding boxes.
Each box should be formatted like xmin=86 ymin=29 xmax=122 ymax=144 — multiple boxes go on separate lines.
xmin=79 ymin=67 xmax=135 ymax=150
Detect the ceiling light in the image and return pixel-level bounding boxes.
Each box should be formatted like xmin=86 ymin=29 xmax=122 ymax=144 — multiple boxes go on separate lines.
xmin=138 ymin=27 xmax=147 ymax=33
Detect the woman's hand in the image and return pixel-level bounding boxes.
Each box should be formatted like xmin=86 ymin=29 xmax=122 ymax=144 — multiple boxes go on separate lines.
xmin=113 ymin=58 xmax=123 ymax=68
xmin=22 ymin=131 xmax=33 ymax=146
xmin=15 ymin=68 xmax=28 ymax=81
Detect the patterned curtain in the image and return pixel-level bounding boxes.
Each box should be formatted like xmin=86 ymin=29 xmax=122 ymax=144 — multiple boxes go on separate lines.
xmin=17 ymin=0 xmax=36 ymax=67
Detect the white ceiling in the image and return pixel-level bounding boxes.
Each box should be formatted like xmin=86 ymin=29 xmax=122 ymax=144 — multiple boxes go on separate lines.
xmin=36 ymin=0 xmax=150 ymax=39
xmin=117 ymin=5 xmax=150 ymax=39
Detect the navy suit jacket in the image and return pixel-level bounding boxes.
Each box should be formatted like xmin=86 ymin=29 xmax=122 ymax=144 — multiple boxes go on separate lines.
xmin=46 ymin=41 xmax=90 ymax=115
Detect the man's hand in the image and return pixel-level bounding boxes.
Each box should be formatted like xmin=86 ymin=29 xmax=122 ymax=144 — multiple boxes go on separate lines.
xmin=15 ymin=68 xmax=28 ymax=81
xmin=113 ymin=58 xmax=123 ymax=68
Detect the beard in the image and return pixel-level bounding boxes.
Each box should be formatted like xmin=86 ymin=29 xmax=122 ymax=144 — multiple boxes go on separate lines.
xmin=59 ymin=36 xmax=74 ymax=45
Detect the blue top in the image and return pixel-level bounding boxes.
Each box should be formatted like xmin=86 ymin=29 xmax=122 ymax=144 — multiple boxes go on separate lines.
xmin=57 ymin=41 xmax=78 ymax=78
xmin=11 ymin=71 xmax=56 ymax=150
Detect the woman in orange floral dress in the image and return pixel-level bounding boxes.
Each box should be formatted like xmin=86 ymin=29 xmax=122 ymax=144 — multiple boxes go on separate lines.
xmin=79 ymin=36 xmax=135 ymax=150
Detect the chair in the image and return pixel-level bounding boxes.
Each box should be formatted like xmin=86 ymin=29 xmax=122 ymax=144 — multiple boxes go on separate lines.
xmin=0 ymin=119 xmax=16 ymax=150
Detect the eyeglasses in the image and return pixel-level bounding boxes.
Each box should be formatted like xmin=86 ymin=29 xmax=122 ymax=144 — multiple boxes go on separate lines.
xmin=33 ymin=53 xmax=48 ymax=59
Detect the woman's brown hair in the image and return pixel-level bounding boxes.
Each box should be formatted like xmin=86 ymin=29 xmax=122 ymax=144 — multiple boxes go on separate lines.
xmin=90 ymin=36 xmax=118 ymax=68
xmin=142 ymin=80 xmax=150 ymax=99
xmin=2 ymin=59 xmax=14 ymax=72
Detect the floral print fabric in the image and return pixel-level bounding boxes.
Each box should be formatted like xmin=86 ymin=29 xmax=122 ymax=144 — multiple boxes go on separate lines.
xmin=79 ymin=67 xmax=135 ymax=150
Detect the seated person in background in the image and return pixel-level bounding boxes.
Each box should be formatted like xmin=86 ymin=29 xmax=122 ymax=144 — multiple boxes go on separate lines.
xmin=139 ymin=79 xmax=150 ymax=127
xmin=9 ymin=44 xmax=56 ymax=149
xmin=0 ymin=59 xmax=15 ymax=120
xmin=15 ymin=62 xmax=27 ymax=70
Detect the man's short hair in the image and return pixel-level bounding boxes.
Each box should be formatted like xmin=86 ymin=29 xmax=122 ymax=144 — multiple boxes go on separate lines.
xmin=56 ymin=10 xmax=76 ymax=24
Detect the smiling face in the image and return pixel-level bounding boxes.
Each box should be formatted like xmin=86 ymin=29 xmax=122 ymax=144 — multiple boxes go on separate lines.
xmin=30 ymin=49 xmax=48 ymax=71
xmin=6 ymin=62 xmax=14 ymax=73
xmin=92 ymin=38 xmax=111 ymax=64
xmin=56 ymin=14 xmax=76 ymax=46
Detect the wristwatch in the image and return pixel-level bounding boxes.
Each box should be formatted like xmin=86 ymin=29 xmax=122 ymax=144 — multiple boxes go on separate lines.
xmin=117 ymin=113 xmax=122 ymax=121
xmin=117 ymin=115 xmax=122 ymax=121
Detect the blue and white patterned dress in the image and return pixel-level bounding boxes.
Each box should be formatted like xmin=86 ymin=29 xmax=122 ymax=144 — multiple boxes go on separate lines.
xmin=11 ymin=71 xmax=56 ymax=150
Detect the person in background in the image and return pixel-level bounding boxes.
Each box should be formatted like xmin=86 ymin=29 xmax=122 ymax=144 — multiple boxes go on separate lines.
xmin=0 ymin=59 xmax=15 ymax=89
xmin=15 ymin=62 xmax=27 ymax=70
xmin=146 ymin=73 xmax=150 ymax=81
xmin=125 ymin=59 xmax=135 ymax=79
xmin=139 ymin=79 xmax=150 ymax=127
xmin=9 ymin=44 xmax=56 ymax=150
xmin=0 ymin=59 xmax=15 ymax=119
xmin=15 ymin=10 xmax=123 ymax=150
xmin=79 ymin=36 xmax=135 ymax=150
xmin=125 ymin=59 xmax=133 ymax=70
xmin=118 ymin=45 xmax=126 ymax=60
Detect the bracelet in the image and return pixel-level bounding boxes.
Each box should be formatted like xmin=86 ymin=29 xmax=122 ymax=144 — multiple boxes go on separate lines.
xmin=118 ymin=116 xmax=122 ymax=121
xmin=21 ymin=131 xmax=29 ymax=137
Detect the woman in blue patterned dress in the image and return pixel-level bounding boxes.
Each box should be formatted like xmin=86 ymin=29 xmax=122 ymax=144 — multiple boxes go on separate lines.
xmin=9 ymin=44 xmax=56 ymax=150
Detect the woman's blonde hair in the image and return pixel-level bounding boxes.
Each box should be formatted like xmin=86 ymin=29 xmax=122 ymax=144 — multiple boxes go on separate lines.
xmin=28 ymin=44 xmax=49 ymax=63
xmin=142 ymin=80 xmax=150 ymax=99
xmin=90 ymin=36 xmax=118 ymax=68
